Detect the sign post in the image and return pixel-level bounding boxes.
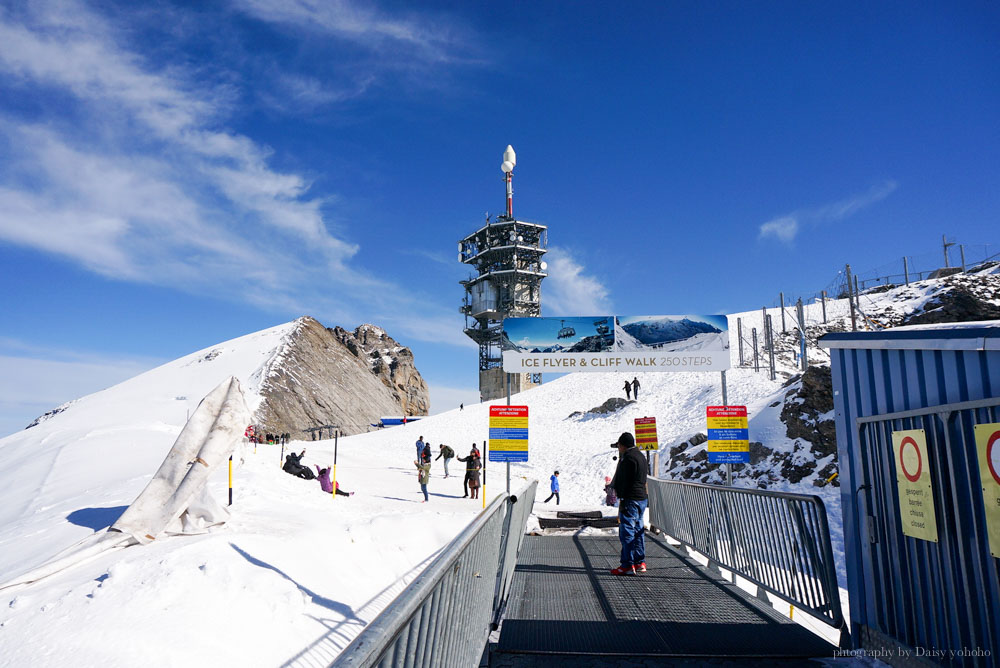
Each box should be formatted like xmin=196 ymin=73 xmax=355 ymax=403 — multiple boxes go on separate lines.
xmin=974 ymin=423 xmax=1000 ymax=557
xmin=891 ymin=429 xmax=938 ymax=543
xmin=707 ymin=406 xmax=749 ymax=486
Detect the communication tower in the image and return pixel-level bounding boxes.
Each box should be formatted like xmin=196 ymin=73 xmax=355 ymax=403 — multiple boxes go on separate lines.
xmin=459 ymin=145 xmax=548 ymax=401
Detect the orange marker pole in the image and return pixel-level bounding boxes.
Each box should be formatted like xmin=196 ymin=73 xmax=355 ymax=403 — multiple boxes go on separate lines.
xmin=228 ymin=455 xmax=233 ymax=506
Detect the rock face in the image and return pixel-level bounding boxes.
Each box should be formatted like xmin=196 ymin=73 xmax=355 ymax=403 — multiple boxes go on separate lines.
xmin=665 ymin=368 xmax=838 ymax=488
xmin=253 ymin=317 xmax=429 ymax=438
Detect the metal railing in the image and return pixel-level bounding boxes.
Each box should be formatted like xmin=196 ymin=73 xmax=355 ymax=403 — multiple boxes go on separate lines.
xmin=647 ymin=478 xmax=846 ymax=639
xmin=332 ymin=481 xmax=537 ymax=668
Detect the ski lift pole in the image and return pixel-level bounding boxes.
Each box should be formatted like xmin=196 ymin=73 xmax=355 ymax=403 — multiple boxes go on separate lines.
xmin=332 ymin=430 xmax=339 ymax=500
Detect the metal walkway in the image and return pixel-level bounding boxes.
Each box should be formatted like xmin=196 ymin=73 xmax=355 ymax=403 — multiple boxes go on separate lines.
xmin=489 ymin=534 xmax=837 ymax=666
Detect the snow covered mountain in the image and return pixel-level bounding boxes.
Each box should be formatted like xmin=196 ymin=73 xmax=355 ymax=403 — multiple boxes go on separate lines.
xmin=0 ymin=265 xmax=997 ymax=666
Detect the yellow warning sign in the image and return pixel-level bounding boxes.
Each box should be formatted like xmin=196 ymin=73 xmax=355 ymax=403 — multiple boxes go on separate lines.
xmin=974 ymin=423 xmax=1000 ymax=559
xmin=634 ymin=417 xmax=658 ymax=452
xmin=891 ymin=429 xmax=938 ymax=543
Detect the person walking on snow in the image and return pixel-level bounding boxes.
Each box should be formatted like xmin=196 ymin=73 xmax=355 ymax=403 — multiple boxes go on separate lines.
xmin=414 ymin=458 xmax=431 ymax=503
xmin=544 ymin=471 xmax=560 ymax=504
xmin=623 ymin=380 xmax=631 ymax=400
xmin=436 ymin=444 xmax=455 ymax=478
xmin=457 ymin=448 xmax=481 ymax=498
xmin=421 ymin=442 xmax=432 ymax=464
xmin=631 ymin=377 xmax=641 ymax=400
xmin=610 ymin=432 xmax=648 ymax=575
xmin=415 ymin=436 xmax=425 ymax=461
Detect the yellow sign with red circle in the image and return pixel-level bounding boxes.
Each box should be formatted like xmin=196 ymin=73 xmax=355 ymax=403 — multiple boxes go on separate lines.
xmin=974 ymin=423 xmax=1000 ymax=558
xmin=891 ymin=429 xmax=938 ymax=543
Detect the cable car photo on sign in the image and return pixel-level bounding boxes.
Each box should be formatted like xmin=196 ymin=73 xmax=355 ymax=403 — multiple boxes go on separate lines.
xmin=502 ymin=315 xmax=730 ymax=373
xmin=891 ymin=429 xmax=938 ymax=543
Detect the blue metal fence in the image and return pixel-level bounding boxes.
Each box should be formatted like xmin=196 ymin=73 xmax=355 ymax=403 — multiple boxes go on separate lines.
xmin=821 ymin=325 xmax=1000 ymax=666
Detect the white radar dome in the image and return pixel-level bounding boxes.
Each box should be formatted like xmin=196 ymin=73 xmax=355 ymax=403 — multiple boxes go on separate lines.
xmin=501 ymin=160 xmax=514 ymax=173
xmin=503 ymin=145 xmax=516 ymax=167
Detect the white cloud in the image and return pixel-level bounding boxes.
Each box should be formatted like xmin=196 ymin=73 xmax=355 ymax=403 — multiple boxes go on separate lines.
xmin=233 ymin=0 xmax=475 ymax=65
xmin=0 ymin=1 xmax=477 ymax=347
xmin=758 ymin=216 xmax=799 ymax=243
xmin=542 ymin=247 xmax=613 ymax=316
xmin=758 ymin=180 xmax=898 ymax=243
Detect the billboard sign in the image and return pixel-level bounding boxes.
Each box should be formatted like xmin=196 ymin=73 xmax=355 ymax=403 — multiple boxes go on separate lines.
xmin=502 ymin=315 xmax=730 ymax=373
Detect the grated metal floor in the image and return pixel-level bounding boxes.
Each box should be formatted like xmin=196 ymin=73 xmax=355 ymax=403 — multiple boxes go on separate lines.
xmin=492 ymin=534 xmax=837 ymax=663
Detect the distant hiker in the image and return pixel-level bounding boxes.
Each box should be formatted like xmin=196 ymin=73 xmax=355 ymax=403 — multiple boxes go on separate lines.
xmin=316 ymin=466 xmax=353 ymax=497
xmin=610 ymin=432 xmax=648 ymax=576
xmin=458 ymin=448 xmax=482 ymax=498
xmin=436 ymin=444 xmax=455 ymax=478
xmin=632 ymin=377 xmax=641 ymax=400
xmin=416 ymin=436 xmax=425 ymax=461
xmin=544 ymin=471 xmax=560 ymax=504
xmin=422 ymin=442 xmax=432 ymax=464
xmin=460 ymin=403 xmax=464 ymax=411
xmin=623 ymin=380 xmax=632 ymax=400
xmin=415 ymin=458 xmax=431 ymax=503
xmin=604 ymin=476 xmax=618 ymax=507
xmin=283 ymin=449 xmax=315 ymax=480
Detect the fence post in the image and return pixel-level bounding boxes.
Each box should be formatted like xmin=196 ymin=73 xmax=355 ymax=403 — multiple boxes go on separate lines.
xmin=780 ymin=292 xmax=786 ymax=332
xmin=903 ymin=256 xmax=909 ymax=285
xmin=766 ymin=314 xmax=776 ymax=381
xmin=854 ymin=276 xmax=860 ymax=308
xmin=821 ymin=290 xmax=827 ymax=323
xmin=737 ymin=318 xmax=744 ymax=366
xmin=752 ymin=327 xmax=759 ymax=372
xmin=845 ymin=264 xmax=857 ymax=332
xmin=797 ymin=298 xmax=807 ymax=372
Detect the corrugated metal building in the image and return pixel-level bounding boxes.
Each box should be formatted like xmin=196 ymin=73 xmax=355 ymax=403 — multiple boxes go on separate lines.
xmin=820 ymin=323 xmax=1000 ymax=666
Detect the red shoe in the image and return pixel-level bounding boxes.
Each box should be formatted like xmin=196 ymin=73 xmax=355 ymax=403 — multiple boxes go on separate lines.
xmin=636 ymin=562 xmax=647 ymax=573
xmin=610 ymin=565 xmax=636 ymax=576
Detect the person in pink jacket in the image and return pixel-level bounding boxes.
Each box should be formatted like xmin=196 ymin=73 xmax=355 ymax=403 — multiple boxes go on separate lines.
xmin=316 ymin=466 xmax=353 ymax=497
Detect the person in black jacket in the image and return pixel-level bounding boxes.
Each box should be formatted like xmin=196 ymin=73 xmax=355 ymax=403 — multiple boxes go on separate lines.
xmin=610 ymin=432 xmax=648 ymax=575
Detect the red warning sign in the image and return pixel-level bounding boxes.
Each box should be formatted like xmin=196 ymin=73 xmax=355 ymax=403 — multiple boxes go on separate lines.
xmin=898 ymin=436 xmax=923 ymax=483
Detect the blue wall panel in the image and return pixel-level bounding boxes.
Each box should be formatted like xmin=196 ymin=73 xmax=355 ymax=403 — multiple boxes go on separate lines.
xmin=822 ymin=325 xmax=1000 ymax=665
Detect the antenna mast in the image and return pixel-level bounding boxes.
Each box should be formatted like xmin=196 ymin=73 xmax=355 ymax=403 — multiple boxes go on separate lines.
xmin=502 ymin=145 xmax=516 ymax=219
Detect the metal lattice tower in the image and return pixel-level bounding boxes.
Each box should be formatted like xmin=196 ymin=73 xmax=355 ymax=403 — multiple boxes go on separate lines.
xmin=459 ymin=145 xmax=548 ymax=402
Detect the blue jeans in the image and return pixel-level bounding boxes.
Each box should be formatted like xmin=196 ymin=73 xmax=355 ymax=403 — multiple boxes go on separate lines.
xmin=618 ymin=499 xmax=647 ymax=566
xmin=420 ymin=483 xmax=428 ymax=501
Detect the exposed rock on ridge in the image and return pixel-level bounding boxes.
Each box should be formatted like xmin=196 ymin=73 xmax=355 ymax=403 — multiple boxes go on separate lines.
xmin=253 ymin=317 xmax=429 ymax=438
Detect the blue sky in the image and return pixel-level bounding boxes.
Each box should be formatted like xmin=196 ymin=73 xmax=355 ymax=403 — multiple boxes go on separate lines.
xmin=1 ymin=1 xmax=998 ymax=437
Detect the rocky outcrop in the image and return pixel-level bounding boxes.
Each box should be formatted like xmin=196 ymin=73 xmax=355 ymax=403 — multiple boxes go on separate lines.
xmin=901 ymin=286 xmax=1000 ymax=325
xmin=665 ymin=366 xmax=838 ymax=488
xmin=567 ymin=397 xmax=635 ymax=419
xmin=253 ymin=317 xmax=429 ymax=438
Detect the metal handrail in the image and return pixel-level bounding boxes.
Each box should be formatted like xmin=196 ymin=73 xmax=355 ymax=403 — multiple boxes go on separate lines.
xmin=332 ymin=481 xmax=537 ymax=668
xmin=648 ymin=478 xmax=845 ymax=636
